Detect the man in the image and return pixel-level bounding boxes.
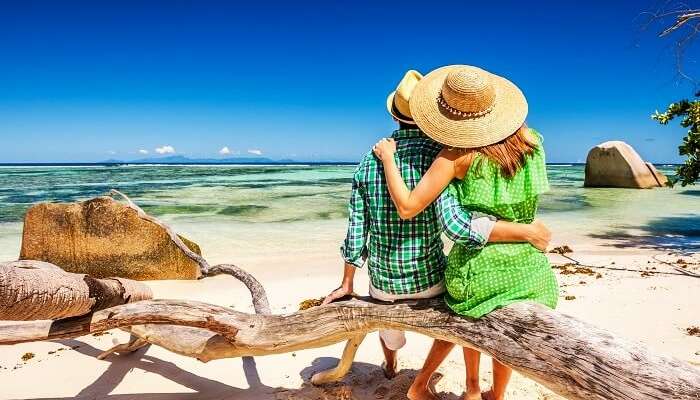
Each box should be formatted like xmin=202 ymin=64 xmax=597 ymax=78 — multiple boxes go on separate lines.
xmin=322 ymin=70 xmax=551 ymax=378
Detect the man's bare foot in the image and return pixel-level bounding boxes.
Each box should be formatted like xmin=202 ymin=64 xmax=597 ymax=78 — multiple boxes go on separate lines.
xmin=407 ymin=381 xmax=439 ymax=400
xmin=464 ymin=389 xmax=481 ymax=400
xmin=381 ymin=359 xmax=397 ymax=379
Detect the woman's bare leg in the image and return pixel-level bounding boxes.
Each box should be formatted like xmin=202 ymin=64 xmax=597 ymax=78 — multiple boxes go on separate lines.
xmin=407 ymin=339 xmax=455 ymax=400
xmin=483 ymin=358 xmax=512 ymax=400
xmin=463 ymin=347 xmax=481 ymax=400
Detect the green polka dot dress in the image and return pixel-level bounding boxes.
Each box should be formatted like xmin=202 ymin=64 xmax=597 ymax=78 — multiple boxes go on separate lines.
xmin=444 ymin=130 xmax=559 ymax=318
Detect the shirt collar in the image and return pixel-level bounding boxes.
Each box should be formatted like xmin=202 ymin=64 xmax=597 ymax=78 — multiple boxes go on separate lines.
xmin=391 ymin=128 xmax=425 ymax=140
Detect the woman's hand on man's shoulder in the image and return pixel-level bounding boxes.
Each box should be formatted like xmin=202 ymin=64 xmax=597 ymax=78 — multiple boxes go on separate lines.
xmin=373 ymin=138 xmax=396 ymax=161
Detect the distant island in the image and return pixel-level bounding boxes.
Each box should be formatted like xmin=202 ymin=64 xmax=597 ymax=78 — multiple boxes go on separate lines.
xmin=103 ymin=155 xmax=288 ymax=164
xmin=89 ymin=155 xmax=359 ymax=165
xmin=0 ymin=156 xmax=357 ymax=166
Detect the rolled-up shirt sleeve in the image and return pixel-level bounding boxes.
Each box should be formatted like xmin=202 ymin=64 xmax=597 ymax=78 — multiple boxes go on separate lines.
xmin=437 ymin=189 xmax=495 ymax=249
xmin=340 ymin=172 xmax=369 ymax=268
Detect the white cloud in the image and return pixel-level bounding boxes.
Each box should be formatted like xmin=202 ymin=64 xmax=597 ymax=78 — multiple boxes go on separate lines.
xmin=155 ymin=145 xmax=175 ymax=155
xmin=247 ymin=149 xmax=263 ymax=156
xmin=219 ymin=146 xmax=231 ymax=155
xmin=138 ymin=149 xmax=149 ymax=155
xmin=107 ymin=150 xmax=117 ymax=155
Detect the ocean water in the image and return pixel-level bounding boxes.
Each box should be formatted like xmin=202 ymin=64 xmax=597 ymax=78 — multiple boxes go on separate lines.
xmin=0 ymin=164 xmax=698 ymax=262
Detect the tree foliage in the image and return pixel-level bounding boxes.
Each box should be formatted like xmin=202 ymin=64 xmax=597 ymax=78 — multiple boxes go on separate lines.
xmin=645 ymin=4 xmax=700 ymax=186
xmin=652 ymin=92 xmax=700 ymax=186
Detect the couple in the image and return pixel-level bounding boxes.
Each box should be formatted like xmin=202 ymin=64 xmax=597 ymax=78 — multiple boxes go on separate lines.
xmin=323 ymin=65 xmax=559 ymax=400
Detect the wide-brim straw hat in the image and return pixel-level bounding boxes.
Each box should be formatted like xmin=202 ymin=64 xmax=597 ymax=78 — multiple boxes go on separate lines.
xmin=409 ymin=65 xmax=528 ymax=148
xmin=387 ymin=70 xmax=423 ymax=124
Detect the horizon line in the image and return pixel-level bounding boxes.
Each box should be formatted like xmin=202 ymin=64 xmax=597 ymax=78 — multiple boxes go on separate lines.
xmin=0 ymin=162 xmax=684 ymax=167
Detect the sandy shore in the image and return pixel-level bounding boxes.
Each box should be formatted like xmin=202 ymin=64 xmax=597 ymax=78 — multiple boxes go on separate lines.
xmin=1 ymin=224 xmax=699 ymax=399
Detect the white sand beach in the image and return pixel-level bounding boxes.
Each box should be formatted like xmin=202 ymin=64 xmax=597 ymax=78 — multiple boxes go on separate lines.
xmin=1 ymin=214 xmax=699 ymax=400
xmin=3 ymin=0 xmax=700 ymax=397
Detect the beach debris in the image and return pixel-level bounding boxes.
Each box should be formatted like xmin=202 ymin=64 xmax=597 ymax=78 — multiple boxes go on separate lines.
xmin=687 ymin=326 xmax=700 ymax=337
xmin=299 ymin=297 xmax=324 ymax=311
xmin=550 ymin=245 xmax=573 ymax=254
xmin=583 ymin=141 xmax=667 ymax=188
xmin=553 ymin=264 xmax=596 ymax=276
xmin=651 ymin=255 xmax=700 ymax=277
xmin=21 ymin=352 xmax=34 ymax=362
xmin=19 ymin=196 xmax=202 ymax=280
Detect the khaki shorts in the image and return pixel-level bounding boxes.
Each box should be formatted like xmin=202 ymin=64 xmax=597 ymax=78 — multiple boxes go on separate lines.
xmin=370 ymin=281 xmax=446 ymax=351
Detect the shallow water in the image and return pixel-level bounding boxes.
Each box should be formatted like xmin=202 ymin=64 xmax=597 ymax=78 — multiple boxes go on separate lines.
xmin=0 ymin=164 xmax=697 ymax=261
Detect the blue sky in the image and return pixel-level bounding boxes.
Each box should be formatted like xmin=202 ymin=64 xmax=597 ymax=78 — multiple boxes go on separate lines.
xmin=0 ymin=0 xmax=698 ymax=163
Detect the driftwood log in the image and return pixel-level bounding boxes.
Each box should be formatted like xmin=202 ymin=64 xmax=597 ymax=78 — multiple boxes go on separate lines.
xmin=1 ymin=298 xmax=699 ymax=400
xmin=0 ymin=260 xmax=152 ymax=320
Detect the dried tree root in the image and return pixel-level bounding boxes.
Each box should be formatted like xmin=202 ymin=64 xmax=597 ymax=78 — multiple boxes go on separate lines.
xmin=310 ymin=333 xmax=367 ymax=385
xmin=97 ymin=335 xmax=149 ymax=360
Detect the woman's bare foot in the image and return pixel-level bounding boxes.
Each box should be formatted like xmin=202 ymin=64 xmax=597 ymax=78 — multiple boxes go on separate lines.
xmin=407 ymin=382 xmax=439 ymax=400
xmin=481 ymin=389 xmax=503 ymax=400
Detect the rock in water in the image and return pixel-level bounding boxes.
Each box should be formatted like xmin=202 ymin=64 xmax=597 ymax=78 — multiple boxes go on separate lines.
xmin=584 ymin=141 xmax=666 ymax=188
xmin=19 ymin=197 xmax=201 ymax=280
xmin=645 ymin=162 xmax=669 ymax=187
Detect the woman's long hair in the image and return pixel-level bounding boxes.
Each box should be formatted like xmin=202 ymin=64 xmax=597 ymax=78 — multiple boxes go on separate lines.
xmin=465 ymin=124 xmax=538 ymax=178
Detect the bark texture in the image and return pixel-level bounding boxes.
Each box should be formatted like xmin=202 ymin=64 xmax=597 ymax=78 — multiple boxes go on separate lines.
xmin=1 ymin=298 xmax=699 ymax=400
xmin=0 ymin=261 xmax=152 ymax=320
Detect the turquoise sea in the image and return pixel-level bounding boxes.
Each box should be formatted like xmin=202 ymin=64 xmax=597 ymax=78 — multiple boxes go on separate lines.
xmin=0 ymin=164 xmax=698 ymax=263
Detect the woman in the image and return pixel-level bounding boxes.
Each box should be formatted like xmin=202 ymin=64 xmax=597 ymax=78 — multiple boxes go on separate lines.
xmin=372 ymin=65 xmax=558 ymax=400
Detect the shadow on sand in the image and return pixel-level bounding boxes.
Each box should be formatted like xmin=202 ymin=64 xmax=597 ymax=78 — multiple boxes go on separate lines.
xmin=20 ymin=339 xmax=461 ymax=400
xmin=588 ymin=214 xmax=700 ymax=254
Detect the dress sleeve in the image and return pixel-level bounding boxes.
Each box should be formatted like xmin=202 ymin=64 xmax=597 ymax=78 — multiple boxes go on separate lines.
xmin=340 ymin=169 xmax=369 ymax=268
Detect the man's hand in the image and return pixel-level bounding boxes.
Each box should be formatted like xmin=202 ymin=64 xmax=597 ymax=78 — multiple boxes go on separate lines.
xmin=527 ymin=219 xmax=552 ymax=252
xmin=322 ymin=284 xmax=354 ymax=305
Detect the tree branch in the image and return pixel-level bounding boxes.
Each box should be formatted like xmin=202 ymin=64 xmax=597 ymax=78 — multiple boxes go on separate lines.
xmin=1 ymin=298 xmax=698 ymax=400
xmin=659 ymin=11 xmax=700 ymax=36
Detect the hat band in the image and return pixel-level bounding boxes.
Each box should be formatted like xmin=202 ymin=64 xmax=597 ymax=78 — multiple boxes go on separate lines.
xmin=437 ymin=93 xmax=494 ymax=119
xmin=392 ymin=102 xmax=414 ymax=122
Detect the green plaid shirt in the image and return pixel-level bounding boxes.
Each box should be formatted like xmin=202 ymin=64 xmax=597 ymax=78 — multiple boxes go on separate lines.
xmin=341 ymin=129 xmax=493 ymax=295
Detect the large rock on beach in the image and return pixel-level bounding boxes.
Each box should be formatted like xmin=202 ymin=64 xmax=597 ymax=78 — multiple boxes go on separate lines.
xmin=645 ymin=162 xmax=669 ymax=187
xmin=19 ymin=196 xmax=202 ymax=280
xmin=584 ymin=141 xmax=667 ymax=189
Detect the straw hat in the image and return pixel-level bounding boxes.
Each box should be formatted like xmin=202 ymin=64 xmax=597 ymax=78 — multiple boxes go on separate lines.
xmin=386 ymin=70 xmax=423 ymax=124
xmin=409 ymin=65 xmax=528 ymax=148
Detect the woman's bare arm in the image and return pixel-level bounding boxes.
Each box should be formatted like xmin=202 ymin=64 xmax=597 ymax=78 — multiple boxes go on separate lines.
xmin=373 ymin=138 xmax=459 ymax=220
